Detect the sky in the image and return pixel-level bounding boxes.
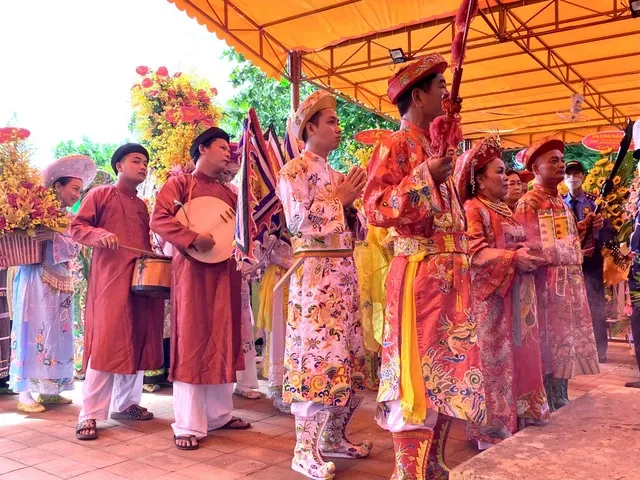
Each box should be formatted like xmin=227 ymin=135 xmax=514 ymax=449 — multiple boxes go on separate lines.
xmin=0 ymin=0 xmax=237 ymax=167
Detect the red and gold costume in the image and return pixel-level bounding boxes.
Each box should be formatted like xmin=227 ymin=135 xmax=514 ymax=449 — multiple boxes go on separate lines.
xmin=364 ymin=54 xmax=486 ymax=427
xmin=514 ymin=139 xmax=599 ymax=409
xmin=454 ymin=138 xmax=549 ymax=445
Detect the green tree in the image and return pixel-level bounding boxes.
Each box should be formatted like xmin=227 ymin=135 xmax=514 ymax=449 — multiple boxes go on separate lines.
xmin=53 ymin=137 xmax=119 ymax=176
xmin=221 ymin=48 xmax=396 ymax=172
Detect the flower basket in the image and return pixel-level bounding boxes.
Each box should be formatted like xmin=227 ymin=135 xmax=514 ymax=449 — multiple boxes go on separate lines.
xmin=0 ymin=231 xmax=44 ymax=267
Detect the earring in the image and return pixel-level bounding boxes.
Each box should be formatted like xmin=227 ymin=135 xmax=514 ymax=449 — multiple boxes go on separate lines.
xmin=479 ymin=184 xmax=485 ymax=190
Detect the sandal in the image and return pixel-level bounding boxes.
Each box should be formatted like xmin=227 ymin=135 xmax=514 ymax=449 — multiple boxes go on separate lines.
xmin=174 ymin=434 xmax=199 ymax=450
xmin=76 ymin=419 xmax=98 ymax=440
xmin=17 ymin=402 xmax=46 ymax=414
xmin=220 ymin=416 xmax=251 ymax=430
xmin=233 ymin=387 xmax=262 ymax=400
xmin=37 ymin=394 xmax=72 ymax=405
xmin=110 ymin=405 xmax=153 ymax=421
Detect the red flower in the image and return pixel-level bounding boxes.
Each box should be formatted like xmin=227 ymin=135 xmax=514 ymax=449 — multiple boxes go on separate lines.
xmin=136 ymin=66 xmax=150 ymax=75
xmin=47 ymin=206 xmax=58 ymax=215
xmin=149 ymin=90 xmax=159 ymax=97
xmin=181 ymin=106 xmax=202 ymax=123
xmin=210 ymin=88 xmax=218 ymax=96
xmin=141 ymin=78 xmax=153 ymax=88
xmin=167 ymin=89 xmax=177 ymax=99
xmin=156 ymin=66 xmax=169 ymax=77
xmin=173 ymin=72 xmax=182 ymax=78
xmin=201 ymin=117 xmax=214 ymax=128
xmin=7 ymin=193 xmax=18 ymax=207
xmin=0 ymin=217 xmax=6 ymax=229
xmin=20 ymin=181 xmax=34 ymax=190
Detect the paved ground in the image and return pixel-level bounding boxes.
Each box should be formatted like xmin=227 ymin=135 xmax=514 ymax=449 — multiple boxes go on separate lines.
xmin=0 ymin=341 xmax=637 ymax=479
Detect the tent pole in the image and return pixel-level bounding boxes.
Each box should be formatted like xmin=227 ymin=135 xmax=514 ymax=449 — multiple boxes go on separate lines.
xmin=289 ymin=51 xmax=301 ymax=112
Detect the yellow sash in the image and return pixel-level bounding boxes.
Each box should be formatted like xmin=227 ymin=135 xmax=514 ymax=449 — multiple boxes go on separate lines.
xmin=400 ymin=251 xmax=428 ymax=424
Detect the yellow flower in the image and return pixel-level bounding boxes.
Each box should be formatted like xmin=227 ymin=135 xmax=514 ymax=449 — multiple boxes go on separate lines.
xmin=613 ymin=218 xmax=624 ymax=229
xmin=605 ymin=193 xmax=617 ymax=202
xmin=595 ymin=158 xmax=609 ymax=167
xmin=613 ymin=176 xmax=622 ymax=186
xmin=597 ymin=177 xmax=606 ymax=187
xmin=606 ymin=163 xmax=614 ymax=172
xmin=590 ymin=167 xmax=602 ymax=176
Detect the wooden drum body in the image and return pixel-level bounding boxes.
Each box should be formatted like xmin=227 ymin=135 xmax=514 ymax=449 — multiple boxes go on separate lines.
xmin=131 ymin=255 xmax=171 ymax=299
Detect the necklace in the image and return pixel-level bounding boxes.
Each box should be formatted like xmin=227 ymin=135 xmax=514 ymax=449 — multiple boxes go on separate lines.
xmin=477 ymin=195 xmax=513 ymax=218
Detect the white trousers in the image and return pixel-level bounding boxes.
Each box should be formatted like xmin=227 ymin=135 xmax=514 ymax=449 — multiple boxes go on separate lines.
xmin=235 ymin=280 xmax=259 ymax=391
xmin=172 ymin=381 xmax=233 ymax=439
xmin=266 ymin=292 xmax=286 ymax=396
xmin=79 ymin=360 xmax=144 ymax=422
xmin=375 ymin=400 xmax=439 ymax=433
xmin=235 ymin=345 xmax=258 ymax=391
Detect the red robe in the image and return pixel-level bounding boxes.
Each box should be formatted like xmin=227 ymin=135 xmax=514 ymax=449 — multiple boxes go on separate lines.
xmin=465 ymin=197 xmax=549 ymax=444
xmin=150 ymin=170 xmax=243 ymax=385
xmin=514 ymin=184 xmax=599 ymax=378
xmin=71 ymin=183 xmax=164 ymax=374
xmin=364 ymin=119 xmax=486 ymax=423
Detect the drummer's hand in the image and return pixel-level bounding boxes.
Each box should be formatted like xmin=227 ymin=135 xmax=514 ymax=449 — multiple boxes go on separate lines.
xmin=192 ymin=233 xmax=215 ymax=252
xmin=100 ymin=233 xmax=119 ymax=250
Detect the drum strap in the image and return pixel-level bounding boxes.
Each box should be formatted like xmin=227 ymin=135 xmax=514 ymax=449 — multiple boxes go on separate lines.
xmin=272 ymin=249 xmax=353 ymax=296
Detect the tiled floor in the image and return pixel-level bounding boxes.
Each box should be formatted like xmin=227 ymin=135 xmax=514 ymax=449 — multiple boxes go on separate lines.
xmin=0 ymin=341 xmax=637 ymax=479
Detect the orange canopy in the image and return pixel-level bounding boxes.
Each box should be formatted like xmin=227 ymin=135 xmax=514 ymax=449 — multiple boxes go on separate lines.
xmin=169 ymin=0 xmax=639 ymax=147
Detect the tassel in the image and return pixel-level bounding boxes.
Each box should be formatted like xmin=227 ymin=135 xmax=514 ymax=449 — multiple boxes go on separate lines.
xmin=456 ymin=0 xmax=479 ymax=29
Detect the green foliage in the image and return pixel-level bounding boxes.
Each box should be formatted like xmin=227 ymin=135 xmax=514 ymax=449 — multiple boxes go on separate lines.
xmin=53 ymin=136 xmax=118 ymax=177
xmin=220 ymin=48 xmax=397 ymax=172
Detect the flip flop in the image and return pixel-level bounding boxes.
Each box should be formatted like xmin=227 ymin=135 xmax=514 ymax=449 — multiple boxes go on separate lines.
xmin=76 ymin=419 xmax=98 ymax=440
xmin=220 ymin=416 xmax=251 ymax=430
xmin=174 ymin=434 xmax=199 ymax=450
xmin=110 ymin=405 xmax=154 ymax=421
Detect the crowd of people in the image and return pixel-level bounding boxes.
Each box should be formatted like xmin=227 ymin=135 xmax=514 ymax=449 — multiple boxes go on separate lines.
xmin=0 ymin=51 xmax=635 ymax=480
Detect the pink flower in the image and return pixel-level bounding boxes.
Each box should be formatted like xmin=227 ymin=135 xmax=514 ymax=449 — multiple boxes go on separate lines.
xmin=20 ymin=181 xmax=34 ymax=190
xmin=156 ymin=66 xmax=169 ymax=77
xmin=47 ymin=206 xmax=58 ymax=215
xmin=210 ymin=88 xmax=218 ymax=96
xmin=173 ymin=72 xmax=182 ymax=78
xmin=0 ymin=217 xmax=6 ymax=229
xmin=7 ymin=193 xmax=18 ymax=207
xmin=136 ymin=66 xmax=150 ymax=75
xmin=167 ymin=89 xmax=176 ymax=99
xmin=201 ymin=117 xmax=214 ymax=128
xmin=149 ymin=90 xmax=159 ymax=97
xmin=141 ymin=78 xmax=153 ymax=88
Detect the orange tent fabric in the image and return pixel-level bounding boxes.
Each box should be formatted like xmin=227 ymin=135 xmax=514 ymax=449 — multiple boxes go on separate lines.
xmin=169 ymin=0 xmax=640 ymax=147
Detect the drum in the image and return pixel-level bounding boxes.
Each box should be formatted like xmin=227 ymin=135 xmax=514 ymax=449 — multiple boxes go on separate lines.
xmin=174 ymin=196 xmax=236 ymax=264
xmin=131 ymin=255 xmax=171 ymax=299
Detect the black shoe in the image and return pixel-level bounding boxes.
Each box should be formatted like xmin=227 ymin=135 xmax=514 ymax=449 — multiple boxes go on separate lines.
xmin=624 ymin=380 xmax=640 ymax=388
xmin=598 ymin=354 xmax=607 ymax=364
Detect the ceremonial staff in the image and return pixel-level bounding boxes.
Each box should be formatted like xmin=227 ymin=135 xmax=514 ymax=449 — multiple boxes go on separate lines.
xmin=430 ymin=0 xmax=479 ymax=156
xmin=594 ymin=118 xmax=634 ymax=214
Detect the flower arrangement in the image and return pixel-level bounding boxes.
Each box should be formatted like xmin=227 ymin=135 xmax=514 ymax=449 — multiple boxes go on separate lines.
xmin=130 ymin=66 xmax=223 ymax=185
xmin=582 ymin=156 xmax=629 ymax=233
xmin=0 ymin=128 xmax=68 ymax=236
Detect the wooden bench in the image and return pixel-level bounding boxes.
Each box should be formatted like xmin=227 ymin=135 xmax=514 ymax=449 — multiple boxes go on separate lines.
xmin=450 ymin=385 xmax=640 ymax=480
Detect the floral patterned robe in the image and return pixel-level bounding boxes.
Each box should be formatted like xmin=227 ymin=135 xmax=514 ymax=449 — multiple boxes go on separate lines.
xmin=276 ymin=150 xmax=365 ymax=407
xmin=364 ymin=120 xmax=485 ymax=424
xmin=465 ymin=197 xmax=549 ymax=444
xmin=9 ymin=231 xmax=79 ymax=394
xmin=514 ymin=185 xmax=600 ymax=379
